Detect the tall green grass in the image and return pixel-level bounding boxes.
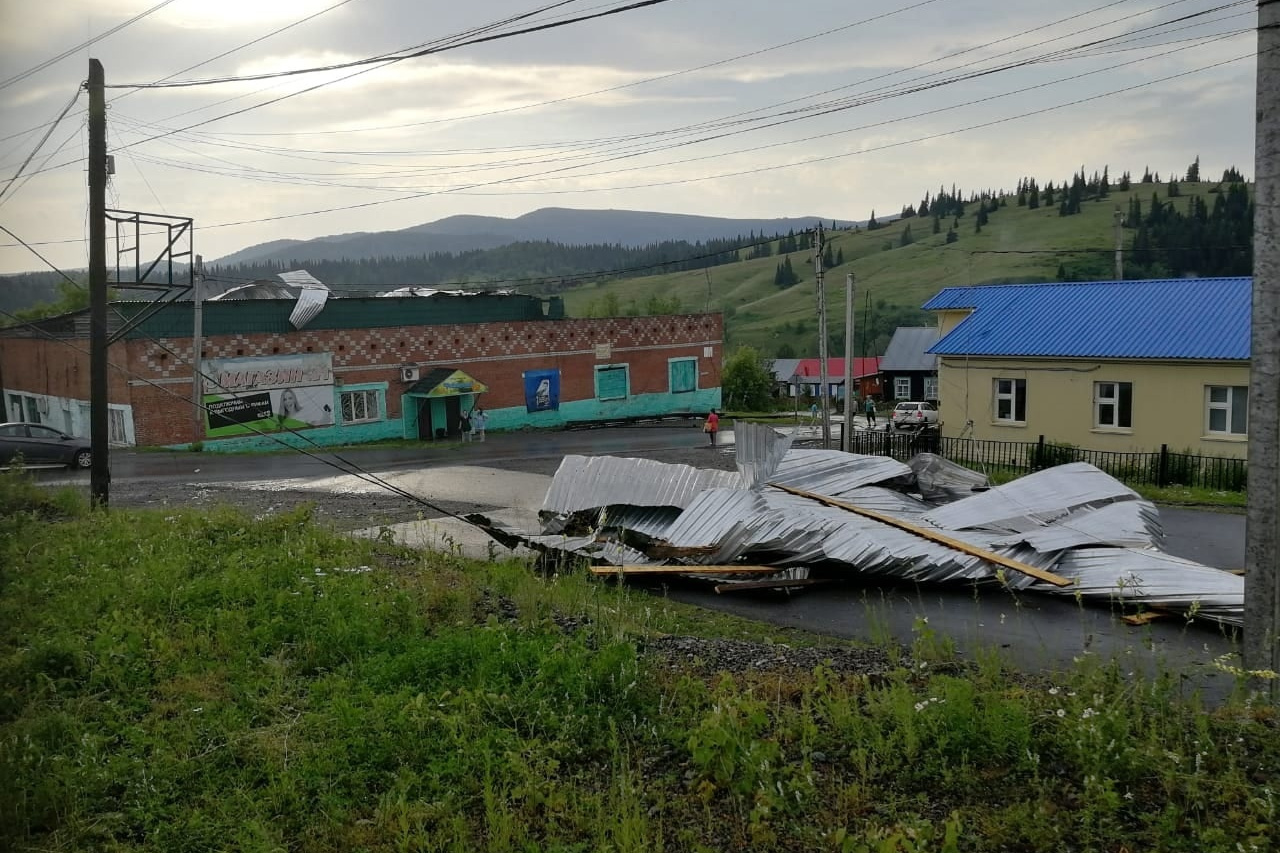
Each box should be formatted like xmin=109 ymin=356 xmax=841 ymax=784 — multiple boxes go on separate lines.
xmin=2 ymin=470 xmax=1276 ymax=852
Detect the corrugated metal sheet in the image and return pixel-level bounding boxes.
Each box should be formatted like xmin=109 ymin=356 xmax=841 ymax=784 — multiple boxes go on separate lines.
xmin=521 ymin=447 xmax=1242 ymax=626
xmin=923 ymin=462 xmax=1138 ymax=533
xmin=540 ymin=455 xmax=741 ymax=520
xmin=767 ymin=449 xmax=912 ymax=496
xmin=908 ymin=453 xmax=990 ymax=503
xmin=734 ymin=422 xmax=793 ymax=489
xmin=991 ymin=500 xmax=1163 ymax=552
xmin=1056 ymin=547 xmax=1244 ymax=626
xmin=923 ymin=278 xmax=1250 ymax=360
xmin=879 ymin=326 xmax=941 ymax=372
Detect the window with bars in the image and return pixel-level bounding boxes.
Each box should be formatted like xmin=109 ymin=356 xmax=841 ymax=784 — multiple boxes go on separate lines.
xmin=1093 ymin=381 xmax=1132 ymax=429
xmin=340 ymin=389 xmax=380 ymax=424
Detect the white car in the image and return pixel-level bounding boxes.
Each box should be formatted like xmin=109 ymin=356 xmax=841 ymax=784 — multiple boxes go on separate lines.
xmin=890 ymin=401 xmax=940 ymax=432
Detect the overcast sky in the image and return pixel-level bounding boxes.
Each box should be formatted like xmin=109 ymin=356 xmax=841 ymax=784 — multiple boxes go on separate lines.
xmin=0 ymin=0 xmax=1259 ymax=274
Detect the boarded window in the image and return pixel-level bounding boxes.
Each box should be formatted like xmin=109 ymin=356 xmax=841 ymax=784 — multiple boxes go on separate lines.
xmin=669 ymin=358 xmax=697 ymax=394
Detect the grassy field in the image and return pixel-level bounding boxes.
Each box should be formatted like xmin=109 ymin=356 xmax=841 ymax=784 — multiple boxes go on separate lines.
xmin=561 ymin=181 xmax=1234 ymax=354
xmin=2 ymin=472 xmax=1277 ymax=852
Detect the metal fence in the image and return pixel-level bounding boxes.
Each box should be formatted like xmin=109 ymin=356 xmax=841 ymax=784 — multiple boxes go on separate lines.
xmin=842 ymin=429 xmax=1247 ymax=492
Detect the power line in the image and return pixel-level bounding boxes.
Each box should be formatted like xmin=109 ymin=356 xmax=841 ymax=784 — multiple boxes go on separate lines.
xmin=0 ymin=0 xmax=180 ymax=91
xmin=107 ymin=0 xmax=671 ymax=88
xmin=0 ymin=88 xmax=82 ymax=204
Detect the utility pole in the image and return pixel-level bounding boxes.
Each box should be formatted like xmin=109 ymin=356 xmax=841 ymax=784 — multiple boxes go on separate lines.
xmin=1245 ymin=0 xmax=1280 ymax=698
xmin=814 ymin=224 xmax=830 ymax=448
xmin=1113 ymin=207 xmax=1124 ymax=280
xmin=88 ymin=59 xmax=109 ymax=506
xmin=191 ymin=254 xmax=205 ymax=444
xmin=842 ymin=272 xmax=856 ymax=452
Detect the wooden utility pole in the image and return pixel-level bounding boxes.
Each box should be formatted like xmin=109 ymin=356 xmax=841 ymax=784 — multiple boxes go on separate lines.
xmin=842 ymin=272 xmax=855 ymax=452
xmin=814 ymin=224 xmax=830 ymax=448
xmin=191 ymin=254 xmax=205 ymax=444
xmin=88 ymin=59 xmax=109 ymax=506
xmin=1245 ymin=0 xmax=1280 ymax=696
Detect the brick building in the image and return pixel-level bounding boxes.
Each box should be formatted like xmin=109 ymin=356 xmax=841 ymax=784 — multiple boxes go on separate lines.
xmin=0 ymin=293 xmax=723 ymax=451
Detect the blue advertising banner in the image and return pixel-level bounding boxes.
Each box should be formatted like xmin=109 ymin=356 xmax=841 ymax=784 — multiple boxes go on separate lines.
xmin=523 ymin=369 xmax=560 ymax=413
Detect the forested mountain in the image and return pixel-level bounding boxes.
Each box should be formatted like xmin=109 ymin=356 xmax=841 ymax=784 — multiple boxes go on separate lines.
xmin=213 ymin=207 xmax=848 ymax=266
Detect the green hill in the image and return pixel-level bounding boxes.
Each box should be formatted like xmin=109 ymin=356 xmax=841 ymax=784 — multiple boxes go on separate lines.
xmin=553 ymin=176 xmax=1251 ymax=357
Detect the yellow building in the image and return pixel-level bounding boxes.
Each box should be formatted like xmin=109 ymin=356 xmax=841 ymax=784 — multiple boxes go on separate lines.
xmin=923 ymin=278 xmax=1251 ymax=459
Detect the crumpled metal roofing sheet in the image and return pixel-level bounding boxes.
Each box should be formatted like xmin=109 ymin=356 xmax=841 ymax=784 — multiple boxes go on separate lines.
xmin=991 ymin=500 xmax=1163 ymax=553
xmin=734 ymin=422 xmax=793 ymax=489
xmin=1055 ymin=547 xmax=1244 ymax=625
xmin=767 ymin=449 xmax=912 ymax=497
xmin=600 ymin=506 xmax=683 ymax=540
xmin=908 ymin=453 xmax=990 ymax=503
xmin=923 ymin=462 xmax=1138 ymax=533
xmin=540 ymin=455 xmax=741 ymax=518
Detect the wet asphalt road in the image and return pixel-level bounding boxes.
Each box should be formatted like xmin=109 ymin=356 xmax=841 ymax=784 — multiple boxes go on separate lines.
xmin=47 ymin=423 xmax=1250 ymax=700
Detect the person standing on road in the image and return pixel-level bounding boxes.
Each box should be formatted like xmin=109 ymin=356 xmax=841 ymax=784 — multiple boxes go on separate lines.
xmin=809 ymin=401 xmax=819 ymax=426
xmin=460 ymin=411 xmax=472 ymax=442
xmin=705 ymin=408 xmax=720 ymax=447
xmin=864 ymin=396 xmax=877 ymax=427
xmin=471 ymin=407 xmax=488 ymax=441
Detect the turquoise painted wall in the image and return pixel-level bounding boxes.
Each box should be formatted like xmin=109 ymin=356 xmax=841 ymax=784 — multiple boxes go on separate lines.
xmin=187 ymin=387 xmax=721 ymax=452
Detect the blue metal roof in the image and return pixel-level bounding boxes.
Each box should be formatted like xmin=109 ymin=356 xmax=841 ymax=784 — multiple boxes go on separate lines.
xmin=923 ymin=278 xmax=1251 ymax=360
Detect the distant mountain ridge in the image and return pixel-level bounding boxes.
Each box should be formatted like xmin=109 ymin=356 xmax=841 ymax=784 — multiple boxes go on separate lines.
xmin=212 ymin=208 xmax=850 ymax=266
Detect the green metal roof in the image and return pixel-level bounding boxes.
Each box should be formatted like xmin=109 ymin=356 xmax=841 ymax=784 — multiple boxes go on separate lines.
xmin=112 ymin=293 xmax=549 ymax=339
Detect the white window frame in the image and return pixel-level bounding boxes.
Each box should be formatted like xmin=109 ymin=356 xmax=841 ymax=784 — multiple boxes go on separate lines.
xmin=994 ymin=378 xmax=1026 ymax=423
xmin=1205 ymin=385 xmax=1247 ymax=436
xmin=923 ymin=375 xmax=939 ymax=401
xmin=894 ymin=376 xmax=911 ymax=400
xmin=340 ymin=389 xmax=381 ymax=424
xmin=1093 ymin=381 xmax=1132 ymax=429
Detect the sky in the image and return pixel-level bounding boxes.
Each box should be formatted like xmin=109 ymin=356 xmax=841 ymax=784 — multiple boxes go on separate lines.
xmin=0 ymin=0 xmax=1260 ymax=274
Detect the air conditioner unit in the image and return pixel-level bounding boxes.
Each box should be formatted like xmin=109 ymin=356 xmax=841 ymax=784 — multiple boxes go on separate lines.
xmin=401 ymin=367 xmax=420 ymax=382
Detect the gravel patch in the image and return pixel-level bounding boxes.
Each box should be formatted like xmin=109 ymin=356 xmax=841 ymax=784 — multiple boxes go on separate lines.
xmin=640 ymin=635 xmax=904 ymax=677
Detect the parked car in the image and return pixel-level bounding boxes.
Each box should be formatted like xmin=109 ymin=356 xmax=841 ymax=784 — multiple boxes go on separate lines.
xmin=0 ymin=422 xmax=93 ymax=469
xmin=890 ymin=401 xmax=940 ymax=432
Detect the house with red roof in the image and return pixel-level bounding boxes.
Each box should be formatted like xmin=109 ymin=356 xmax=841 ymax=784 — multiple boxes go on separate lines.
xmin=792 ymin=357 xmax=882 ymax=401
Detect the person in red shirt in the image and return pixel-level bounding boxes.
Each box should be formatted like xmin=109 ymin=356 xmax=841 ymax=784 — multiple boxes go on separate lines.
xmin=705 ymin=409 xmax=720 ymax=447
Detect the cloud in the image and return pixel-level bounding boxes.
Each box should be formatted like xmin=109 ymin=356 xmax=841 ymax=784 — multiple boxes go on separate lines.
xmin=0 ymin=0 xmax=1261 ymax=273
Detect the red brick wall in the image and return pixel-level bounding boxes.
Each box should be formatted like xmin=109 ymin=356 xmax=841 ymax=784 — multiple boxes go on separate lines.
xmin=3 ymin=312 xmax=723 ymax=445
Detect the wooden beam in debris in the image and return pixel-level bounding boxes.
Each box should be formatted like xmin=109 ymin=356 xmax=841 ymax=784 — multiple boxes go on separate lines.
xmin=767 ymin=483 xmax=1072 ymax=588
xmin=589 ymin=565 xmax=786 ymax=576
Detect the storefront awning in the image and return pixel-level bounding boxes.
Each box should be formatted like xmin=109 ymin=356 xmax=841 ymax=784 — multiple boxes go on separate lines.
xmin=407 ymin=367 xmax=488 ymax=397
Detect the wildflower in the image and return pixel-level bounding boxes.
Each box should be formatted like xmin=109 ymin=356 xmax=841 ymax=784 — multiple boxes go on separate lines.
xmin=1049 ymin=687 xmax=1059 ymax=696
xmin=1081 ymin=708 xmax=1096 ymax=719
xmin=914 ymin=702 xmax=927 ymax=712
xmin=1056 ymin=709 xmax=1066 ymax=718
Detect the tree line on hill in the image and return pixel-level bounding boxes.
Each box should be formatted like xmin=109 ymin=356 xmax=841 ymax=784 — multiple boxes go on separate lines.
xmin=209 ymin=237 xmax=761 ymax=294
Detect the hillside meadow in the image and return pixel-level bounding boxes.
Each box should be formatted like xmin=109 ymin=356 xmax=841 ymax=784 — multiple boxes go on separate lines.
xmin=562 ymin=179 xmax=1246 ymax=355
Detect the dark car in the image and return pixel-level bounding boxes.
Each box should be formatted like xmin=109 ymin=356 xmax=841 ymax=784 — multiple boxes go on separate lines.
xmin=0 ymin=422 xmax=93 ymax=469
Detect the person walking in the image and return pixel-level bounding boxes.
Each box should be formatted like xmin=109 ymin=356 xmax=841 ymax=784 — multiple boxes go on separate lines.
xmin=471 ymin=407 xmax=488 ymax=441
xmin=704 ymin=408 xmax=720 ymax=447
xmin=460 ymin=411 xmax=472 ymax=441
xmin=808 ymin=401 xmax=819 ymax=426
xmin=864 ymin=396 xmax=877 ymax=427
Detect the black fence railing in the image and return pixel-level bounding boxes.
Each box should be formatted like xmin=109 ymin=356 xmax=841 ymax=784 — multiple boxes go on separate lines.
xmin=841 ymin=429 xmax=1247 ymax=492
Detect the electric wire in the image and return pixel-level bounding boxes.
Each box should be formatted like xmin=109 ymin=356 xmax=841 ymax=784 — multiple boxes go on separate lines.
xmin=0 ymin=0 xmax=180 ymax=91
xmin=0 ymin=88 xmax=82 ymax=204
